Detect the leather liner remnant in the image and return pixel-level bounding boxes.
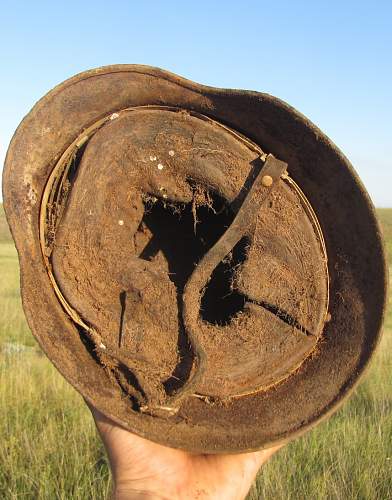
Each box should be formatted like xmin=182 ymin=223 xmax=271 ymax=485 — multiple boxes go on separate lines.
xmin=39 ymin=105 xmax=329 ymax=415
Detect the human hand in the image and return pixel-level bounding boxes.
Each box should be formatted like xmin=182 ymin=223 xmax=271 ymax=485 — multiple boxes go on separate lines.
xmin=88 ymin=404 xmax=282 ymax=500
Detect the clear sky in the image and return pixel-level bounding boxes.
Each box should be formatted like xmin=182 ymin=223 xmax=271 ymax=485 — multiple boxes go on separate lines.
xmin=0 ymin=0 xmax=391 ymax=205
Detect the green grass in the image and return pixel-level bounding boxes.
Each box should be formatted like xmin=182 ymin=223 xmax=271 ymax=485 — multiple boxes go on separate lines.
xmin=0 ymin=352 xmax=110 ymax=499
xmin=378 ymin=208 xmax=392 ymax=263
xmin=0 ymin=204 xmax=12 ymax=242
xmin=0 ymin=205 xmax=391 ymax=499
xmin=0 ymin=206 xmax=110 ymax=499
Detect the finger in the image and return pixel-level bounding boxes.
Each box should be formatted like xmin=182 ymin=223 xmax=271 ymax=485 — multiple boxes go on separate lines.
xmin=211 ymin=443 xmax=284 ymax=485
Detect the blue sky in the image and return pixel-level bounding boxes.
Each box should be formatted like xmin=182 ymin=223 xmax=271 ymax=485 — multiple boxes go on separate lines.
xmin=1 ymin=0 xmax=391 ymax=205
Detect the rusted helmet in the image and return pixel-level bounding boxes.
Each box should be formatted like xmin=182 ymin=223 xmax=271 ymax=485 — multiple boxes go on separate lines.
xmin=3 ymin=65 xmax=387 ymax=452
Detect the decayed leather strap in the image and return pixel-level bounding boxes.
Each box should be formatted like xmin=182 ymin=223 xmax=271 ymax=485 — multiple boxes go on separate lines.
xmin=146 ymin=154 xmax=288 ymax=413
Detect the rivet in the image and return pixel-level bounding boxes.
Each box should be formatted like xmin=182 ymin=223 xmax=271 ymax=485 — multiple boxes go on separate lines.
xmin=261 ymin=175 xmax=273 ymax=187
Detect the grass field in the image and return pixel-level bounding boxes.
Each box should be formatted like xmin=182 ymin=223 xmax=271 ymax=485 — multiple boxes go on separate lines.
xmin=0 ymin=204 xmax=391 ymax=499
